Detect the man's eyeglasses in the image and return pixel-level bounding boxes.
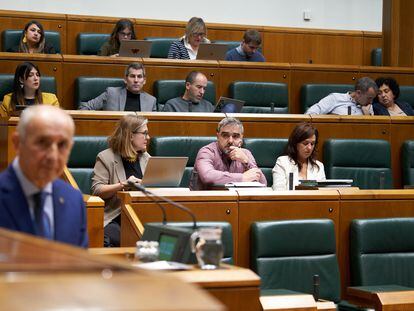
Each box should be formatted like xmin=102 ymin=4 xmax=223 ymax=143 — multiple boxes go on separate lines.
xmin=133 ymin=130 xmax=149 ymax=137
xmin=220 ymin=132 xmax=241 ymax=140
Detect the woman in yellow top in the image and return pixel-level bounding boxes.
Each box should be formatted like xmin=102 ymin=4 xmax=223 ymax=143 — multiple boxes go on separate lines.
xmin=0 ymin=62 xmax=59 ymax=117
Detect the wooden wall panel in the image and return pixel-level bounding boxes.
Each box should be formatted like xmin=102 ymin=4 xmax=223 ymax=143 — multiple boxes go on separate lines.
xmin=0 ymin=10 xmax=67 ymax=53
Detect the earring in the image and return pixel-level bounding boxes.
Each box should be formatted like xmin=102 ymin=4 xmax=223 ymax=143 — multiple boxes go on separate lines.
xmin=20 ymin=83 xmax=24 ymax=89
xmin=22 ymin=35 xmax=27 ymax=43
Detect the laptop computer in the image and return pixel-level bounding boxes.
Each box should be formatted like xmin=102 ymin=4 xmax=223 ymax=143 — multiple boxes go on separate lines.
xmin=196 ymin=43 xmax=228 ymax=60
xmin=214 ymin=96 xmax=245 ymax=113
xmin=119 ymin=40 xmax=152 ymax=58
xmin=141 ymin=157 xmax=188 ymax=187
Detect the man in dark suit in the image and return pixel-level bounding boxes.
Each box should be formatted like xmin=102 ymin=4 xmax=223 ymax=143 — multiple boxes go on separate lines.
xmin=79 ymin=62 xmax=156 ymax=111
xmin=0 ymin=105 xmax=88 ymax=247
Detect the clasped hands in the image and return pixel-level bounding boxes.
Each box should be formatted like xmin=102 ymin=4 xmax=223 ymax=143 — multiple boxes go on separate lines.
xmin=228 ymin=146 xmax=261 ymax=182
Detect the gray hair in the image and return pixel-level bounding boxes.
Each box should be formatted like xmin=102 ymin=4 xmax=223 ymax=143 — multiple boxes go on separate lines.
xmin=125 ymin=62 xmax=146 ymax=77
xmin=216 ymin=117 xmax=244 ymax=134
xmin=355 ymin=77 xmax=378 ymax=93
xmin=18 ymin=105 xmax=74 ymax=141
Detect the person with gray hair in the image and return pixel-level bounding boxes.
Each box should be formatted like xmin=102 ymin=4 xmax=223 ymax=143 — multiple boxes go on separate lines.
xmin=190 ymin=117 xmax=266 ymax=190
xmin=225 ymin=29 xmax=265 ymax=62
xmin=0 ymin=105 xmax=88 ymax=247
xmin=163 ymin=71 xmax=214 ymax=112
xmin=79 ymin=62 xmax=156 ymax=111
xmin=306 ymin=76 xmax=378 ymax=115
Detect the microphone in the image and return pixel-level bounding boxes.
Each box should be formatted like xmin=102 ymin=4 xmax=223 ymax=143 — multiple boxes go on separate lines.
xmin=347 ymin=106 xmax=352 ymax=115
xmin=270 ymin=102 xmax=275 ymax=113
xmin=188 ymin=101 xmax=193 ymax=112
xmin=128 ymin=181 xmax=198 ymax=229
xmin=288 ymin=172 xmax=294 ymax=190
xmin=379 ymin=171 xmax=385 ymax=189
xmin=313 ymin=274 xmax=320 ymax=301
xmin=128 ymin=181 xmax=167 ymax=225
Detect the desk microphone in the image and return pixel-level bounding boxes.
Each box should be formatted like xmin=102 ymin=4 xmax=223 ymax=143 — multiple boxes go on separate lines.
xmin=188 ymin=101 xmax=193 ymax=112
xmin=313 ymin=274 xmax=320 ymax=301
xmin=379 ymin=171 xmax=385 ymax=189
xmin=128 ymin=181 xmax=198 ymax=229
xmin=270 ymin=102 xmax=275 ymax=113
xmin=128 ymin=181 xmax=167 ymax=225
xmin=288 ymin=172 xmax=294 ymax=190
xmin=347 ymin=106 xmax=352 ymax=115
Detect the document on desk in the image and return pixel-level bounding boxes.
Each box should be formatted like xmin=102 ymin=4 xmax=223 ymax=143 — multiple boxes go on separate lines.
xmin=134 ymin=261 xmax=193 ymax=271
xmin=225 ymin=182 xmax=266 ymax=188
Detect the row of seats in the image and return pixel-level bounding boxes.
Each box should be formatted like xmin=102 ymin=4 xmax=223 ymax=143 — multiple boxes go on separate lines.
xmin=147 ymin=217 xmax=414 ymax=309
xmin=3 ymin=72 xmax=414 ymax=113
xmin=1 ymin=30 xmax=239 ymax=58
xmin=68 ymin=136 xmax=407 ymax=194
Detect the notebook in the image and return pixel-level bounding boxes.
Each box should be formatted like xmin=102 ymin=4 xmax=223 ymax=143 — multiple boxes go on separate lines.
xmin=142 ymin=157 xmax=188 ymax=187
xmin=196 ymin=43 xmax=228 ymax=60
xmin=119 ymin=40 xmax=152 ymax=58
xmin=214 ymin=96 xmax=245 ymax=113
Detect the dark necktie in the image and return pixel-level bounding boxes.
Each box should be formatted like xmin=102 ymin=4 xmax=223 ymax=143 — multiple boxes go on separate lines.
xmin=32 ymin=192 xmax=52 ymax=239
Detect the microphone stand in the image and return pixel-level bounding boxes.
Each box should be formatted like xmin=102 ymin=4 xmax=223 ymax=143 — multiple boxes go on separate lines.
xmin=129 ymin=181 xmax=197 ymax=229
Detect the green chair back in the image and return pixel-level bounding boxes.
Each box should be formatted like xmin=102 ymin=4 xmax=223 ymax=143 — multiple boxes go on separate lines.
xmin=300 ymin=83 xmax=353 ymax=113
xmin=144 ymin=37 xmax=176 ymax=58
xmin=402 ymin=140 xmax=414 ymax=187
xmin=323 ymin=139 xmax=393 ymax=189
xmin=399 ymin=86 xmax=414 ymax=109
xmin=2 ymin=29 xmax=61 ymax=53
xmin=243 ymin=138 xmax=287 ymax=186
xmin=153 ymin=80 xmax=216 ymax=111
xmin=371 ymin=48 xmax=382 ymax=66
xmin=75 ymin=76 xmax=125 ymax=108
xmin=211 ymin=40 xmax=240 ymax=51
xmin=350 ymin=218 xmax=414 ymax=287
xmin=251 ymin=219 xmax=341 ymax=303
xmin=229 ymin=81 xmax=288 ymax=114
xmin=68 ymin=136 xmax=108 ymax=194
xmin=77 ymin=33 xmax=110 ymax=55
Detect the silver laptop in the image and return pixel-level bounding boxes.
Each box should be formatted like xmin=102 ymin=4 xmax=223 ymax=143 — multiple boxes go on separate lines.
xmin=142 ymin=157 xmax=188 ymax=187
xmin=214 ymin=96 xmax=245 ymax=113
xmin=119 ymin=40 xmax=152 ymax=57
xmin=196 ymin=43 xmax=228 ymax=60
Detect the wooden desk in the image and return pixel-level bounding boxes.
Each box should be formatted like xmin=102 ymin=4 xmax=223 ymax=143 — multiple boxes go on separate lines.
xmin=0 ymin=228 xmax=223 ymax=310
xmin=83 ymin=195 xmax=104 ymax=248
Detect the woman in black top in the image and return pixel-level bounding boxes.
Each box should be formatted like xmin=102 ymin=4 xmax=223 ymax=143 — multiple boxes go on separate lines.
xmin=12 ymin=20 xmax=56 ymax=54
xmin=373 ymin=77 xmax=414 ymax=116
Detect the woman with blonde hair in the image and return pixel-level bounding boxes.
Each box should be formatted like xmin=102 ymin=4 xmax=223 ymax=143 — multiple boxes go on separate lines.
xmin=92 ymin=114 xmax=150 ymax=246
xmin=167 ymin=17 xmax=210 ymax=60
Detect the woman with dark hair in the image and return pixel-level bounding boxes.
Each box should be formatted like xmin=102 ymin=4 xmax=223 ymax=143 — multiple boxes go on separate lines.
xmin=92 ymin=115 xmax=150 ymax=247
xmin=373 ymin=77 xmax=414 ymax=116
xmin=0 ymin=62 xmax=59 ymax=117
xmin=272 ymin=123 xmax=325 ymax=190
xmin=98 ymin=19 xmax=136 ymax=57
xmin=167 ymin=17 xmax=210 ymax=60
xmin=12 ymin=20 xmax=56 ymax=54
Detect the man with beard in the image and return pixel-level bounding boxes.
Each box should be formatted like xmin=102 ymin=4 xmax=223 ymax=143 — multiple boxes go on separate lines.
xmin=162 ymin=71 xmax=214 ymax=112
xmin=190 ymin=117 xmax=266 ymax=190
xmin=225 ymin=29 xmax=265 ymax=62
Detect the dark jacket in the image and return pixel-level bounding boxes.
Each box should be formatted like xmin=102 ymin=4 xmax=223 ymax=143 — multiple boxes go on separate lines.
xmin=373 ymin=100 xmax=414 ymax=116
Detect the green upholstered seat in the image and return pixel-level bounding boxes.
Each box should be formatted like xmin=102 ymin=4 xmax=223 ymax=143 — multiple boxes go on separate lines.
xmin=323 ymin=139 xmax=393 ymax=189
xmin=402 ymin=140 xmax=414 ymax=187
xmin=370 ymin=48 xmax=382 ymax=66
xmin=77 ymin=33 xmax=110 ymax=55
xmin=147 ymin=221 xmax=233 ymax=264
xmin=211 ymin=40 xmax=240 ymax=51
xmin=229 ymin=81 xmax=288 ymax=114
xmin=2 ymin=29 xmax=61 ymax=53
xmin=399 ymin=86 xmax=414 ymax=109
xmin=300 ymin=83 xmax=353 ymax=113
xmin=153 ymin=80 xmax=216 ymax=111
xmin=148 ymin=136 xmax=216 ymax=187
xmin=144 ymin=37 xmax=176 ymax=58
xmin=251 ymin=219 xmax=341 ymax=303
xmin=68 ymin=136 xmax=108 ymax=194
xmin=350 ymin=218 xmax=414 ymax=287
xmin=75 ymin=76 xmax=125 ymax=108
xmin=0 ymin=74 xmax=56 ymax=101
xmin=243 ymin=138 xmax=287 ymax=186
